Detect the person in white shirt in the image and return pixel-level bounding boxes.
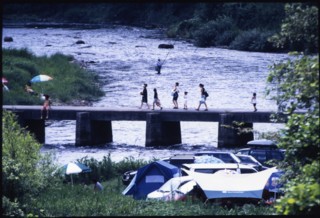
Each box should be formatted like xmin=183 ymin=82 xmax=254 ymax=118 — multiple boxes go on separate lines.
xmin=251 ymin=92 xmax=257 ymax=112
xmin=183 ymin=91 xmax=188 ymax=110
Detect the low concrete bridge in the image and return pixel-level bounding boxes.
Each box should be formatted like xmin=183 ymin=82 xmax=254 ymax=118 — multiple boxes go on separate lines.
xmin=3 ymin=105 xmax=290 ymax=148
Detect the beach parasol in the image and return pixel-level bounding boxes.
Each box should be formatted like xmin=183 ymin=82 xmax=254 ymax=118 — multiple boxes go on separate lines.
xmin=30 ymin=74 xmax=53 ymax=83
xmin=61 ymin=162 xmax=92 ymax=186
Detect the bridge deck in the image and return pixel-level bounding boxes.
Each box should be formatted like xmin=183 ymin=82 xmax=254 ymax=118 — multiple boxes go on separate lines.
xmin=3 ymin=105 xmax=280 ymax=123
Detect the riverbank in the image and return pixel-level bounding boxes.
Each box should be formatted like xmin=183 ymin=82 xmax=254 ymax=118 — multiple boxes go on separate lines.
xmin=2 ymin=48 xmax=104 ymax=106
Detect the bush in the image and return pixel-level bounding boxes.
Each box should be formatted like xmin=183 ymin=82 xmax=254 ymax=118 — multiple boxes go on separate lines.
xmin=194 ymin=15 xmax=236 ymax=47
xmin=215 ymin=29 xmax=239 ymax=46
xmin=168 ymin=18 xmax=202 ymax=39
xmin=72 ymin=155 xmax=151 ymax=184
xmin=230 ymin=29 xmax=276 ymax=52
xmin=2 ymin=111 xmax=58 ymax=216
xmin=2 ymin=196 xmax=25 ymax=217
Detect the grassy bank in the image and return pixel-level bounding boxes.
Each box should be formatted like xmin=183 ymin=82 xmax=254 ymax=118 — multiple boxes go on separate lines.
xmin=2 ymin=48 xmax=104 ymax=105
xmin=26 ymin=178 xmax=275 ymax=216
xmin=24 ymin=153 xmax=276 ymax=216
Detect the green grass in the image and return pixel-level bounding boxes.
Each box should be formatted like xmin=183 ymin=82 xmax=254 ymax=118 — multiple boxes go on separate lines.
xmin=21 ymin=154 xmax=276 ymax=216
xmin=2 ymin=48 xmax=104 ymax=105
xmin=26 ymin=178 xmax=276 ymax=216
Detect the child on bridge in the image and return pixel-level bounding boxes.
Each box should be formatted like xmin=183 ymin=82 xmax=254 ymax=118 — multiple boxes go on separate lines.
xmin=41 ymin=94 xmax=52 ymax=119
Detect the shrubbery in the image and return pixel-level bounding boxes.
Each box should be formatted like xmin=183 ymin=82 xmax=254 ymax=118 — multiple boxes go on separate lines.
xmin=70 ymin=155 xmax=151 ymax=184
xmin=194 ymin=15 xmax=237 ymax=47
xmin=2 ymin=111 xmax=58 ymax=216
xmin=266 ymin=55 xmax=319 ymax=215
xmin=230 ymin=29 xmax=276 ymax=52
xmin=167 ymin=18 xmax=202 ymax=39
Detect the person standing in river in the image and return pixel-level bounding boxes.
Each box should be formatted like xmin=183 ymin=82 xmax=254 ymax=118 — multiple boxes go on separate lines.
xmin=140 ymin=84 xmax=150 ymax=109
xmin=251 ymin=92 xmax=257 ymax=112
xmin=196 ymin=83 xmax=208 ymax=111
xmin=172 ymin=82 xmax=179 ymax=109
xmin=155 ymin=59 xmax=162 ymax=74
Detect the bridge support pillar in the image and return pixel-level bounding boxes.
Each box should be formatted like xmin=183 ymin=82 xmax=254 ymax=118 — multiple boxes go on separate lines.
xmin=76 ymin=112 xmax=112 ymax=146
xmin=146 ymin=113 xmax=181 ymax=147
xmin=14 ymin=112 xmax=45 ymax=143
xmin=218 ymin=114 xmax=253 ymax=148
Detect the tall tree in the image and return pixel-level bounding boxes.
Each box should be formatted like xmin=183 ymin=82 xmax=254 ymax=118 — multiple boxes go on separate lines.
xmin=269 ymin=3 xmax=319 ymax=54
xmin=266 ymin=54 xmax=319 ymax=215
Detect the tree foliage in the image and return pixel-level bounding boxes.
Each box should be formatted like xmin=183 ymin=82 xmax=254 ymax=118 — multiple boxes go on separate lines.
xmin=2 ymin=111 xmax=58 ymax=216
xmin=267 ymin=54 xmax=319 ymax=112
xmin=266 ymin=54 xmax=319 ymax=215
xmin=269 ymin=3 xmax=319 ymax=54
xmin=3 ymin=2 xmax=288 ymax=52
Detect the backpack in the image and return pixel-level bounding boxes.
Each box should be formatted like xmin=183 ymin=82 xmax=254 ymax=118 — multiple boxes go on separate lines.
xmin=204 ymin=91 xmax=209 ymax=97
xmin=173 ymin=91 xmax=178 ymax=98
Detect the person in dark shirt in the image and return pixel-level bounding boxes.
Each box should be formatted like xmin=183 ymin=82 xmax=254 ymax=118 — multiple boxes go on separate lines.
xmin=152 ymin=88 xmax=163 ymax=110
xmin=139 ymin=84 xmax=150 ymax=109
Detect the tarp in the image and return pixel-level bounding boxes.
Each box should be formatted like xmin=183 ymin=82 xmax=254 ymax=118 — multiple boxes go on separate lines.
xmin=265 ymin=170 xmax=284 ymax=193
xmin=193 ymin=167 xmax=278 ymax=199
xmin=146 ymin=176 xmax=195 ymax=201
xmin=122 ymin=160 xmax=180 ymax=199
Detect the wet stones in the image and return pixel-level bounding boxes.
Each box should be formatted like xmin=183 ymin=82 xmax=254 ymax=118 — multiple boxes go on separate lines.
xmin=158 ymin=44 xmax=174 ymax=49
xmin=76 ymin=40 xmax=85 ymax=44
xmin=4 ymin=36 xmax=13 ymax=42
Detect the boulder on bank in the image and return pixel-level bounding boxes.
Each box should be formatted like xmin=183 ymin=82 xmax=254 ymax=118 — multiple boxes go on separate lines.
xmin=158 ymin=44 xmax=174 ymax=49
xmin=76 ymin=40 xmax=85 ymax=44
xmin=4 ymin=37 xmax=13 ymax=42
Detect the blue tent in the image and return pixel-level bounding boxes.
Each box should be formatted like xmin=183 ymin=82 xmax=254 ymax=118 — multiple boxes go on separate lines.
xmin=122 ymin=160 xmax=180 ymax=199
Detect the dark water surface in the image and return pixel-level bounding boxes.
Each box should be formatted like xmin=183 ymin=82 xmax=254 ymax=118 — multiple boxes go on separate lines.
xmin=2 ymin=26 xmax=288 ymax=164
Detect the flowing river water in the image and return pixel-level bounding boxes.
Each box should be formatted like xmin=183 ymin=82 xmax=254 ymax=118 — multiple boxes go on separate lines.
xmin=2 ymin=25 xmax=290 ymax=164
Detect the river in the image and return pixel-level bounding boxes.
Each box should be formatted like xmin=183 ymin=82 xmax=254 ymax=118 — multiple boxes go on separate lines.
xmin=2 ymin=25 xmax=289 ymax=164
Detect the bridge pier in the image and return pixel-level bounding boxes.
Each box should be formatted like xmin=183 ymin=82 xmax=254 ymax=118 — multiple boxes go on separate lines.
xmin=146 ymin=113 xmax=181 ymax=147
xmin=76 ymin=112 xmax=112 ymax=146
xmin=218 ymin=114 xmax=253 ymax=148
xmin=14 ymin=112 xmax=45 ymax=143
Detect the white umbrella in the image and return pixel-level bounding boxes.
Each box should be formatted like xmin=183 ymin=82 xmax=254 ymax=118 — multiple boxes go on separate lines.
xmin=61 ymin=162 xmax=91 ymax=186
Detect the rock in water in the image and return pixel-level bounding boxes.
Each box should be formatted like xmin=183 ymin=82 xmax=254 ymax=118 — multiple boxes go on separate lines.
xmin=158 ymin=44 xmax=174 ymax=49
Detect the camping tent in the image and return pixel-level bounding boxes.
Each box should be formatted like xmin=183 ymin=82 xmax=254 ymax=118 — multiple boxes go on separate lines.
xmin=122 ymin=160 xmax=180 ymax=199
xmin=193 ymin=167 xmax=278 ymax=199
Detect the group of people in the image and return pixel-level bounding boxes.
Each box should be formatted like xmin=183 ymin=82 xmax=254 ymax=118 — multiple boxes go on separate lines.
xmin=153 ymin=58 xmax=258 ymax=112
xmin=140 ymin=80 xmax=258 ymax=112
xmin=139 ymin=84 xmax=163 ymax=110
xmin=24 ymin=81 xmax=52 ymax=119
xmin=139 ymin=82 xmax=210 ymax=111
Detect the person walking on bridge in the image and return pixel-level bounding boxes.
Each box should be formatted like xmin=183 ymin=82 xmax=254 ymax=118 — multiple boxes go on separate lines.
xmin=196 ymin=83 xmax=208 ymax=111
xmin=172 ymin=82 xmax=179 ymax=109
xmin=251 ymin=92 xmax=257 ymax=112
xmin=41 ymin=94 xmax=52 ymax=119
xmin=139 ymin=84 xmax=150 ymax=109
xmin=152 ymin=88 xmax=163 ymax=110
